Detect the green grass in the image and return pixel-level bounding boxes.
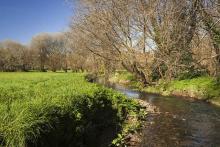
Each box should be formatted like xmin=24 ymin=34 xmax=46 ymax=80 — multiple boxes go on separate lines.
xmin=145 ymin=76 xmax=220 ymax=105
xmin=109 ymin=70 xmax=142 ymax=89
xmin=109 ymin=70 xmax=220 ymax=106
xmin=0 ymin=72 xmax=142 ymax=147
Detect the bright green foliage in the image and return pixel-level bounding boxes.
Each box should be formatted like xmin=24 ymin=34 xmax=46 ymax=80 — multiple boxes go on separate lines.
xmin=0 ymin=72 xmax=141 ymax=147
xmin=145 ymin=76 xmax=220 ymax=105
xmin=112 ymin=105 xmax=146 ymax=146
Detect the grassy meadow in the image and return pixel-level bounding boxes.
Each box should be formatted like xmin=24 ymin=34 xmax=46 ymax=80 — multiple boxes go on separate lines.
xmin=0 ymin=72 xmax=142 ymax=147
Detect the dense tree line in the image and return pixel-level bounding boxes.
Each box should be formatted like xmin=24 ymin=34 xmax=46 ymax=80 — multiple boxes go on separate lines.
xmin=1 ymin=0 xmax=219 ymax=85
xmin=68 ymin=0 xmax=220 ymax=85
xmin=0 ymin=40 xmax=31 ymax=71
xmin=0 ymin=33 xmax=88 ymax=72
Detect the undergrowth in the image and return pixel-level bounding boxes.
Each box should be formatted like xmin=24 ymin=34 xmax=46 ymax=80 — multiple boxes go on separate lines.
xmin=109 ymin=70 xmax=142 ymax=89
xmin=145 ymin=76 xmax=220 ymax=105
xmin=0 ymin=72 xmax=142 ymax=147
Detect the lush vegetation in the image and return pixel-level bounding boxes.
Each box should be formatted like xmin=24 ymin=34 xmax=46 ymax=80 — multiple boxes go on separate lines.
xmin=109 ymin=71 xmax=220 ymax=106
xmin=1 ymin=0 xmax=220 ymax=146
xmin=145 ymin=76 xmax=220 ymax=105
xmin=1 ymin=1 xmax=219 ymax=111
xmin=0 ymin=72 xmax=143 ymax=147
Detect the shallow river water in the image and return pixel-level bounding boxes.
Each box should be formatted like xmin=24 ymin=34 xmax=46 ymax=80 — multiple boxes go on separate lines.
xmin=110 ymin=84 xmax=220 ymax=147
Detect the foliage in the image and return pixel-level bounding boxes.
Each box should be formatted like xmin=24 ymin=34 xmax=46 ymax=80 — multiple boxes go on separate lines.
xmin=177 ymin=68 xmax=208 ymax=80
xmin=0 ymin=72 xmax=141 ymax=147
xmin=111 ymin=103 xmax=147 ymax=147
xmin=151 ymin=63 xmax=167 ymax=81
xmin=145 ymin=76 xmax=220 ymax=105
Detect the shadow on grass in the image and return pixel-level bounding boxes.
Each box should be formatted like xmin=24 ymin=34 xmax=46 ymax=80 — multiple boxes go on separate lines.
xmin=27 ymin=95 xmax=122 ymax=147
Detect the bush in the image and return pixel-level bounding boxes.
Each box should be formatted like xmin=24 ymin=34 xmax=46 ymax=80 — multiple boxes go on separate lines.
xmin=177 ymin=69 xmax=208 ymax=80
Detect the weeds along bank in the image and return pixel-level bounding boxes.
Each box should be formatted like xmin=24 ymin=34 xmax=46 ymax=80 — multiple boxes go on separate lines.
xmin=0 ymin=73 xmax=145 ymax=147
xmin=145 ymin=77 xmax=220 ymax=106
xmin=109 ymin=71 xmax=220 ymax=106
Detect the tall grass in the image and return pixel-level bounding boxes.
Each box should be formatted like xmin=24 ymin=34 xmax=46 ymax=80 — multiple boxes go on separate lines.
xmin=0 ymin=73 xmax=140 ymax=147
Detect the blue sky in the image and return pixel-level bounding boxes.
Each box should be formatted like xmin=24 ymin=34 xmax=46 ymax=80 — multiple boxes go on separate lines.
xmin=0 ymin=0 xmax=75 ymax=44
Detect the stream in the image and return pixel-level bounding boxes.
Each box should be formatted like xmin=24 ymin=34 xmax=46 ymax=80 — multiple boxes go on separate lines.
xmin=110 ymin=84 xmax=220 ymax=147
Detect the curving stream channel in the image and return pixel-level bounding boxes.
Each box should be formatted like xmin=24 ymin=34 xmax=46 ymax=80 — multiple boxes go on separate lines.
xmin=110 ymin=84 xmax=220 ymax=147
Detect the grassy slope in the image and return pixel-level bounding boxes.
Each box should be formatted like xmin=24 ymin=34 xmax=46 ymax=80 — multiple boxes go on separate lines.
xmin=145 ymin=76 xmax=220 ymax=105
xmin=0 ymin=72 xmax=144 ymax=147
xmin=109 ymin=71 xmax=220 ymax=106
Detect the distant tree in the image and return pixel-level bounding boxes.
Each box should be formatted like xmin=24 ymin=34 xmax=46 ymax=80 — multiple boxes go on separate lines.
xmin=0 ymin=40 xmax=28 ymax=71
xmin=30 ymin=34 xmax=52 ymax=72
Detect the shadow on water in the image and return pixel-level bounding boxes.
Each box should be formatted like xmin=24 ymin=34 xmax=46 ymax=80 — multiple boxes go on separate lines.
xmin=108 ymin=83 xmax=220 ymax=147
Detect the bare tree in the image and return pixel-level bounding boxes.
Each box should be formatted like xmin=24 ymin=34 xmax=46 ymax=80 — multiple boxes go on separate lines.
xmin=200 ymin=0 xmax=220 ymax=80
xmin=68 ymin=0 xmax=203 ymax=84
xmin=30 ymin=34 xmax=51 ymax=72
xmin=0 ymin=40 xmax=29 ymax=71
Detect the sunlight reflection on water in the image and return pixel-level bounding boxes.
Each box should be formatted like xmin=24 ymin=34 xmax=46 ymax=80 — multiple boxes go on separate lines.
xmin=111 ymin=84 xmax=220 ymax=147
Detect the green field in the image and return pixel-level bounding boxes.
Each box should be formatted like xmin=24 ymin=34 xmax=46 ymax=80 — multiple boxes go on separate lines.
xmin=0 ymin=72 xmax=141 ymax=147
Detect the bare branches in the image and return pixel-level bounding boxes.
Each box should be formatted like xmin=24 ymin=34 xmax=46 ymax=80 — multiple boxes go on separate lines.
xmin=65 ymin=0 xmax=220 ymax=83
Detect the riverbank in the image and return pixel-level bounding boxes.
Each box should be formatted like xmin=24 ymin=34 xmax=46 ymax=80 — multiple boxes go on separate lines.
xmin=109 ymin=72 xmax=220 ymax=106
xmin=108 ymin=78 xmax=220 ymax=146
xmin=112 ymin=99 xmax=158 ymax=147
xmin=86 ymin=72 xmax=159 ymax=146
xmin=144 ymin=76 xmax=220 ymax=106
